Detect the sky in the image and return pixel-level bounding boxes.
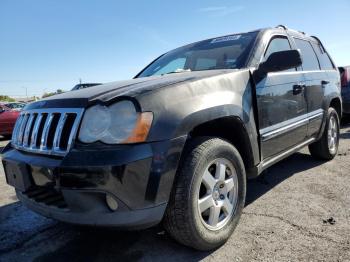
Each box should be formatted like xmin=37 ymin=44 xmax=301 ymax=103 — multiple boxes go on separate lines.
xmin=1 ymin=0 xmax=350 ymax=98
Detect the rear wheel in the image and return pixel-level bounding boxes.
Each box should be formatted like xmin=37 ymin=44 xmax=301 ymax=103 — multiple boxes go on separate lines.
xmin=309 ymin=107 xmax=340 ymax=160
xmin=163 ymin=137 xmax=246 ymax=250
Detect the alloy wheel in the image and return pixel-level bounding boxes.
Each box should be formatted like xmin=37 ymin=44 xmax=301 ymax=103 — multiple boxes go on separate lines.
xmin=197 ymin=158 xmax=238 ymax=230
xmin=327 ymin=115 xmax=338 ymax=154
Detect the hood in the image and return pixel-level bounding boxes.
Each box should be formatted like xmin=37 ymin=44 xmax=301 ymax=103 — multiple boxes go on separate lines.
xmin=27 ymin=69 xmax=239 ymax=109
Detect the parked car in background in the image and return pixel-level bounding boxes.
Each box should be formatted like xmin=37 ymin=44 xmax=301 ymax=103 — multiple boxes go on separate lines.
xmin=2 ymin=26 xmax=341 ymax=250
xmin=4 ymin=102 xmax=26 ymax=111
xmin=339 ymin=66 xmax=350 ymax=116
xmin=0 ymin=105 xmax=20 ymax=138
xmin=71 ymin=83 xmax=102 ymax=91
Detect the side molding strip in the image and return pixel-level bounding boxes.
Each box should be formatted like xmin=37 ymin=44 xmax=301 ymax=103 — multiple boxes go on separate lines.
xmin=260 ymin=110 xmax=323 ymax=141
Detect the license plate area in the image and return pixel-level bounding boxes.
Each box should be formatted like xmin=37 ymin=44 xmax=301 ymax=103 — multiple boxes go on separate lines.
xmin=3 ymin=160 xmax=32 ymax=192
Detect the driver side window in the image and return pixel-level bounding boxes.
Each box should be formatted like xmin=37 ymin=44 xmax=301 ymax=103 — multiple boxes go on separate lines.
xmin=264 ymin=36 xmax=296 ymax=72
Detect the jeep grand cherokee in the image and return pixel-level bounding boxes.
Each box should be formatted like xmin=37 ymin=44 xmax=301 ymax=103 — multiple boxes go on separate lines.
xmin=2 ymin=25 xmax=341 ymax=250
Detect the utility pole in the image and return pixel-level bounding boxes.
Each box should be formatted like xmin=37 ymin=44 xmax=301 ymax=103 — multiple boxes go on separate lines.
xmin=22 ymin=87 xmax=28 ymax=101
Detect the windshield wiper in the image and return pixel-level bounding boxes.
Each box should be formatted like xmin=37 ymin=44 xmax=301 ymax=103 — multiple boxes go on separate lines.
xmin=162 ymin=68 xmax=191 ymax=75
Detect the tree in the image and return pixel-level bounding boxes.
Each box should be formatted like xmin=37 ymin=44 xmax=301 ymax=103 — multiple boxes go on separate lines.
xmin=0 ymin=95 xmax=15 ymax=102
xmin=42 ymin=89 xmax=65 ymax=98
xmin=42 ymin=92 xmax=56 ymax=98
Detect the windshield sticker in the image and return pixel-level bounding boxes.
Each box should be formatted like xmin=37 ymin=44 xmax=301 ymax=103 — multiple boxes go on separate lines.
xmin=210 ymin=35 xmax=241 ymax=44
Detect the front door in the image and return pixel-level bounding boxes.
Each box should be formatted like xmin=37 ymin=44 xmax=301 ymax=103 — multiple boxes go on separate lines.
xmin=256 ymin=36 xmax=308 ymax=159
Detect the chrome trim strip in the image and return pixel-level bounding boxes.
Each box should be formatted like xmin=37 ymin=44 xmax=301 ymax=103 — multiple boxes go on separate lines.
xmin=260 ymin=109 xmax=324 ymax=141
xmin=308 ymin=112 xmax=324 ymax=121
xmin=11 ymin=108 xmax=84 ymax=156
xmin=261 ymin=117 xmax=309 ymax=141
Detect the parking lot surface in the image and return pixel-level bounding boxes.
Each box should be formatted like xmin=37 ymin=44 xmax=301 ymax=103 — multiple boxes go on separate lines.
xmin=0 ymin=124 xmax=350 ymax=262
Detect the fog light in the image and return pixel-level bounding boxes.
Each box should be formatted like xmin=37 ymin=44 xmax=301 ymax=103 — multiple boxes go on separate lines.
xmin=106 ymin=194 xmax=118 ymax=211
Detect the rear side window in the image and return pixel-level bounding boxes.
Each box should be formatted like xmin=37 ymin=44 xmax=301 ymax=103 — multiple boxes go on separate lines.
xmin=311 ymin=42 xmax=334 ymax=70
xmin=294 ymin=38 xmax=320 ymax=71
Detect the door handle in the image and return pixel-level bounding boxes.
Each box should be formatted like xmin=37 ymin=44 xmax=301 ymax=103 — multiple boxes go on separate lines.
xmin=293 ymin=84 xmax=305 ymax=95
xmin=321 ymin=80 xmax=329 ymax=85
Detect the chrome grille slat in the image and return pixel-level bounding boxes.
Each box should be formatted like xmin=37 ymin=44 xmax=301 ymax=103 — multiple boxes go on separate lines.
xmin=23 ymin=114 xmax=36 ymax=147
xmin=11 ymin=114 xmax=24 ymax=144
xmin=67 ymin=115 xmax=79 ymax=151
xmin=40 ymin=113 xmax=54 ymax=150
xmin=53 ymin=113 xmax=68 ymax=151
xmin=17 ymin=114 xmax=30 ymax=145
xmin=11 ymin=108 xmax=84 ymax=156
xmin=30 ymin=113 xmax=43 ymax=149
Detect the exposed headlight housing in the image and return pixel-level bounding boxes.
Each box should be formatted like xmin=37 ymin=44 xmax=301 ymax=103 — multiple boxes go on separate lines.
xmin=78 ymin=100 xmax=153 ymax=144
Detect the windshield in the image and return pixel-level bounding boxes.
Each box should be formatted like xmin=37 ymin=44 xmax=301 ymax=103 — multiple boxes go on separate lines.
xmin=137 ymin=31 xmax=258 ymax=78
xmin=5 ymin=103 xmax=25 ymax=109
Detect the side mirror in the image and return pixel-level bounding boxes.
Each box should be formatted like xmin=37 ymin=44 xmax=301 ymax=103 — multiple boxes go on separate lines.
xmin=259 ymin=49 xmax=302 ymax=74
xmin=0 ymin=108 xmax=4 ymax=113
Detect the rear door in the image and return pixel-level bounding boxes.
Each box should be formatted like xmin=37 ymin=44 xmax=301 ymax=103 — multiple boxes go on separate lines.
xmin=256 ymin=35 xmax=308 ymax=159
xmin=292 ymin=38 xmax=331 ymax=137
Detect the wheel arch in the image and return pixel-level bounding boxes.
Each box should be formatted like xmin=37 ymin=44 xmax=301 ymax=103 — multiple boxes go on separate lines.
xmin=329 ymin=97 xmax=342 ymax=119
xmin=187 ymin=116 xmax=258 ymax=176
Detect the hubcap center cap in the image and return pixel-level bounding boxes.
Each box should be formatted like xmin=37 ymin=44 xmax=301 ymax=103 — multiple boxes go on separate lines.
xmin=212 ymin=190 xmax=220 ymax=200
xmin=212 ymin=182 xmax=225 ymax=200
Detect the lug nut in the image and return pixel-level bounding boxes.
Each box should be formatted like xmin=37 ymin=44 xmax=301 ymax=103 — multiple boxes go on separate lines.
xmin=219 ymin=184 xmax=224 ymax=189
xmin=220 ymin=194 xmax=225 ymax=200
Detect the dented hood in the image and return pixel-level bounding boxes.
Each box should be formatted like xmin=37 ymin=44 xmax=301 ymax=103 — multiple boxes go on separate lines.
xmin=27 ymin=69 xmax=240 ymax=109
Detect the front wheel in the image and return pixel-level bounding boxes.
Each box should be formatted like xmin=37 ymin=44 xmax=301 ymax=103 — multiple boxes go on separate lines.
xmin=309 ymin=107 xmax=340 ymax=160
xmin=163 ymin=137 xmax=246 ymax=251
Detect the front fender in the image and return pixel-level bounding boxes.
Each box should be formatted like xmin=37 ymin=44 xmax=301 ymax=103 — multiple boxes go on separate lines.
xmin=137 ymin=69 xmax=260 ymax=166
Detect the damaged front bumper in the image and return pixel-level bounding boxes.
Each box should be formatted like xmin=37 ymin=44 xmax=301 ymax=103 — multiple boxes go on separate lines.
xmin=1 ymin=136 xmax=186 ymax=229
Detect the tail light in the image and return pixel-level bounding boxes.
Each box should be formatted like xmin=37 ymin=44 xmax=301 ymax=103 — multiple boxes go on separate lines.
xmin=341 ymin=68 xmax=349 ymax=88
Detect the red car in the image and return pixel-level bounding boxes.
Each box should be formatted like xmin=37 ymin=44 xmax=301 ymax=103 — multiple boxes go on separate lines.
xmin=0 ymin=104 xmax=20 ymax=138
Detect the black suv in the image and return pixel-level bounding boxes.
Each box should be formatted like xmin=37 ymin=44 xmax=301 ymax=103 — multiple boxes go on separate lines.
xmin=2 ymin=26 xmax=341 ymax=250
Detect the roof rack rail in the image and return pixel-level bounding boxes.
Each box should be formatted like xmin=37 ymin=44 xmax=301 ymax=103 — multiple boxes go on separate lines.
xmin=276 ymin=25 xmax=288 ymax=30
xmin=276 ymin=25 xmax=306 ymax=35
xmin=310 ymin=35 xmax=322 ymax=43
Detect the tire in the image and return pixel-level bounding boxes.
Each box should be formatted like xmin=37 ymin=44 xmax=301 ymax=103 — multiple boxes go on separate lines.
xmin=163 ymin=137 xmax=246 ymax=251
xmin=309 ymin=107 xmax=340 ymax=160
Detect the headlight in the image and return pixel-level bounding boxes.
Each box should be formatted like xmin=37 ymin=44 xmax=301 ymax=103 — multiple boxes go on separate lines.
xmin=78 ymin=100 xmax=153 ymax=144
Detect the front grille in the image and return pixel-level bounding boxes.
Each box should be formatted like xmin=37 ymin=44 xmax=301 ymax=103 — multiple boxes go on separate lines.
xmin=11 ymin=108 xmax=84 ymax=156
